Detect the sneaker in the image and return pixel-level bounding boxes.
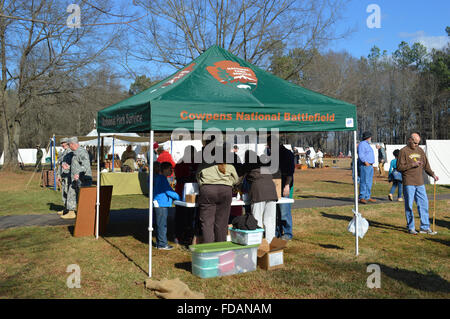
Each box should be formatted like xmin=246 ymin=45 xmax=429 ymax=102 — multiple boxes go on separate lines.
xmin=157 ymin=245 xmax=174 ymax=250
xmin=398 ymin=198 xmax=404 ymax=202
xmin=57 ymin=210 xmax=65 ymax=215
xmin=179 ymin=245 xmax=191 ymax=252
xmin=419 ymin=229 xmax=437 ymax=235
xmin=388 ymin=194 xmax=393 ymax=201
xmin=60 ymin=210 xmax=76 ymax=219
xmin=408 ymin=229 xmax=418 ymax=235
xmin=280 ymin=235 xmax=292 ymax=241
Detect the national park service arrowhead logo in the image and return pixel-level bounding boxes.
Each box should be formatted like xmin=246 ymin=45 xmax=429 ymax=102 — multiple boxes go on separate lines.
xmin=207 ymin=60 xmax=257 ymax=91
xmin=161 ymin=63 xmax=196 ymax=88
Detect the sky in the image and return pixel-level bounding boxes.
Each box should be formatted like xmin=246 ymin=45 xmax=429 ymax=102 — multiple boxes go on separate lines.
xmin=113 ymin=0 xmax=450 ymax=88
xmin=329 ymin=0 xmax=450 ymax=58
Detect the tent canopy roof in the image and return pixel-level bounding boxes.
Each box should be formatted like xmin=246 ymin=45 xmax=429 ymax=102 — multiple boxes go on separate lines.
xmin=98 ymin=45 xmax=357 ymax=133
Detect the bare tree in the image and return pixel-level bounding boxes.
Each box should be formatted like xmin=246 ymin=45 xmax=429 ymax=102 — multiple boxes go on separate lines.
xmin=0 ymin=0 xmax=122 ymax=170
xmin=129 ymin=0 xmax=352 ymax=70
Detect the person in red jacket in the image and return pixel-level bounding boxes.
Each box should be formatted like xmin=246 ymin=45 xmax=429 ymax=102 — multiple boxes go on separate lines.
xmin=157 ymin=144 xmax=176 ymax=168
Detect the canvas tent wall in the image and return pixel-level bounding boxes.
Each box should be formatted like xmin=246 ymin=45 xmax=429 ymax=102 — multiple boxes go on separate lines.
xmin=384 ymin=144 xmax=426 ymax=171
xmin=0 ymin=148 xmax=51 ymax=165
xmin=78 ymin=129 xmax=148 ymax=147
xmin=159 ymin=140 xmax=203 ymax=164
xmin=96 ymin=45 xmax=359 ymax=276
xmin=425 ymin=140 xmax=450 ymax=185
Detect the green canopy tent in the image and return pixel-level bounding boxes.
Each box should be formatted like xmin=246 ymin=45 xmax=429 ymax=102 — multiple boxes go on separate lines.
xmin=96 ymin=45 xmax=361 ymax=277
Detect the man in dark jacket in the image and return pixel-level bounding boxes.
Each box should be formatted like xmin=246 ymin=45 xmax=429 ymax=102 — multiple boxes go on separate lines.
xmin=267 ymin=135 xmax=295 ymax=240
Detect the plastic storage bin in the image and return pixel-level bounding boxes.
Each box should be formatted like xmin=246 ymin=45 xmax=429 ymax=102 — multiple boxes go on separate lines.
xmin=190 ymin=242 xmax=259 ymax=278
xmin=229 ymin=227 xmax=264 ymax=245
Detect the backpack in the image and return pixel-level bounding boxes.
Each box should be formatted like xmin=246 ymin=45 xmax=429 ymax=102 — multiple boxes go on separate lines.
xmin=231 ymin=213 xmax=258 ymax=230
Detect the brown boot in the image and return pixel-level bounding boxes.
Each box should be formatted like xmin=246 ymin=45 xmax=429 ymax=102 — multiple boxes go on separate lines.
xmin=368 ymin=198 xmax=377 ymax=203
xmin=61 ymin=210 xmax=76 ymax=219
xmin=359 ymin=199 xmax=367 ymax=204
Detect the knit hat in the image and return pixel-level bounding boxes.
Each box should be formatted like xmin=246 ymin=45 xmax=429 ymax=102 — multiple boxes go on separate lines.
xmin=362 ymin=131 xmax=372 ymax=140
xmin=153 ymin=142 xmax=159 ymax=149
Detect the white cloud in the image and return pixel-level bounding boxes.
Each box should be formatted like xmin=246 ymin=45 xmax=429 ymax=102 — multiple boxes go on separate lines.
xmin=399 ymin=30 xmax=449 ymax=51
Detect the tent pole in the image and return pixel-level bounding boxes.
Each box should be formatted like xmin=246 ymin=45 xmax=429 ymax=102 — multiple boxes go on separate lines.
xmin=53 ymin=135 xmax=56 ymax=191
xmin=353 ymin=130 xmax=359 ymax=256
xmin=148 ymin=130 xmax=154 ymax=277
xmin=112 ymin=136 xmax=115 ymax=172
xmin=96 ymin=133 xmax=100 ymax=239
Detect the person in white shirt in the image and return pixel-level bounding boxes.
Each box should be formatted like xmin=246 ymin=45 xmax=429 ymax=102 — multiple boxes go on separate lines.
xmin=309 ymin=148 xmax=316 ymax=168
xmin=316 ymin=149 xmax=324 ymax=168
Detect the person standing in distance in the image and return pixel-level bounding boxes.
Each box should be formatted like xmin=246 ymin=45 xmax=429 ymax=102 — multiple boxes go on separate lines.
xmin=397 ymin=133 xmax=439 ymax=235
xmin=61 ymin=137 xmax=93 ymax=219
xmin=56 ymin=138 xmax=73 ymax=215
xmin=357 ymin=132 xmax=376 ymax=204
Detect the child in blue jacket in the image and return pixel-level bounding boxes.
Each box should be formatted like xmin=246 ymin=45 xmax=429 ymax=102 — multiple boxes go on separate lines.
xmin=153 ymin=161 xmax=180 ymax=250
xmin=388 ymin=149 xmax=403 ymax=201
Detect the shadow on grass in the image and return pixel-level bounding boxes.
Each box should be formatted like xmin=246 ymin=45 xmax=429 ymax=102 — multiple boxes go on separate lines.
xmin=435 ymin=218 xmax=450 ymax=230
xmin=375 ymin=264 xmax=450 ymax=293
xmin=88 ymin=208 xmax=178 ymax=244
xmin=318 ymin=244 xmax=344 ymax=250
xmin=47 ymin=202 xmax=64 ymax=212
xmin=298 ymin=195 xmax=355 ymax=203
xmin=102 ymin=236 xmax=149 ymax=276
xmin=425 ymin=238 xmax=450 ymax=247
xmin=322 ymin=180 xmax=353 ymax=185
xmin=320 ymin=212 xmax=407 ymax=233
xmin=175 ymin=262 xmax=192 ymax=272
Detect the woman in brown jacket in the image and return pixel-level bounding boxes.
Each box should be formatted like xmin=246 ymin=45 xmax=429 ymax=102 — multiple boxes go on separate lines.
xmin=244 ymin=150 xmax=278 ymax=243
xmin=196 ymin=146 xmax=239 ymax=243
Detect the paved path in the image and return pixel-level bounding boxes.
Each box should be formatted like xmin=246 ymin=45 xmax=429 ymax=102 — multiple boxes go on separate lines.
xmin=1 ymin=193 xmax=449 ymax=230
xmin=292 ymin=193 xmax=450 ymax=209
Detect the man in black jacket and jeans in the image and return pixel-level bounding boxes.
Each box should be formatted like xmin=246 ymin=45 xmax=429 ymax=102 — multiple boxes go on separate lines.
xmin=267 ymin=136 xmax=295 ymax=241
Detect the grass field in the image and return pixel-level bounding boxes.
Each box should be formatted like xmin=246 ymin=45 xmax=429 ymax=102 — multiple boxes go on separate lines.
xmin=0 ymin=163 xmax=449 ymax=299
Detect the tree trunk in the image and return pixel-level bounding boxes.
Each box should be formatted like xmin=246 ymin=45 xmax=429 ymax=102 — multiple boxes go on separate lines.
xmin=1 ymin=117 xmax=21 ymax=171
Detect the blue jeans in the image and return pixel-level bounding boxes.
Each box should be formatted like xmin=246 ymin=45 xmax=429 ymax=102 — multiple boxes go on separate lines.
xmin=276 ymin=203 xmax=293 ymax=239
xmin=403 ymin=185 xmax=430 ymax=231
xmin=153 ymin=207 xmax=169 ymax=248
xmin=359 ymin=164 xmax=374 ymax=200
xmin=390 ymin=181 xmax=403 ymax=198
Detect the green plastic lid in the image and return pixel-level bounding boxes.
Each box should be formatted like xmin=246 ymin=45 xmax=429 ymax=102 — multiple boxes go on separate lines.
xmin=189 ymin=241 xmax=260 ymax=253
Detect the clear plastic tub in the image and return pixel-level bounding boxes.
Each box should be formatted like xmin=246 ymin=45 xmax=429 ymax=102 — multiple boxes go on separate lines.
xmin=229 ymin=227 xmax=264 ymax=245
xmin=190 ymin=242 xmax=259 ymax=278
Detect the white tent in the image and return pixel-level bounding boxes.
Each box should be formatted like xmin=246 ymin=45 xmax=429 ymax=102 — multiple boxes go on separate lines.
xmin=384 ymin=144 xmax=426 ymax=171
xmin=78 ymin=129 xmax=148 ymax=146
xmin=283 ymin=144 xmax=293 ymax=151
xmin=159 ymin=140 xmax=203 ymax=163
xmin=0 ymin=148 xmax=52 ymax=165
xmin=425 ymin=140 xmax=450 ymax=185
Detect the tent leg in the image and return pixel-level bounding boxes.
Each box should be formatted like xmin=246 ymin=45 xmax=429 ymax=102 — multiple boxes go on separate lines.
xmin=53 ymin=135 xmax=56 ymax=191
xmin=112 ymin=136 xmax=115 ymax=172
xmin=96 ymin=134 xmax=100 ymax=239
xmin=148 ymin=130 xmax=154 ymax=277
xmin=354 ymin=130 xmax=359 ymax=256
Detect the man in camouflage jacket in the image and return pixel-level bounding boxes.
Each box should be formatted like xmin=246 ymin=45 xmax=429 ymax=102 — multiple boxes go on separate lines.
xmin=61 ymin=137 xmax=92 ymax=219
